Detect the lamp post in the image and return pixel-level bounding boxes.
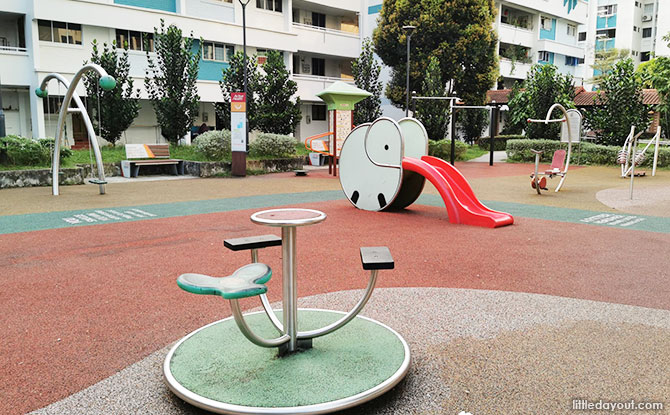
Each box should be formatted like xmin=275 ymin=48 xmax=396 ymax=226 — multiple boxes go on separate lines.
xmin=403 ymin=25 xmax=416 ymax=117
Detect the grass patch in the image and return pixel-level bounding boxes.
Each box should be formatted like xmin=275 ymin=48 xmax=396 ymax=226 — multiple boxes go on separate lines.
xmin=461 ymin=146 xmax=488 ymax=161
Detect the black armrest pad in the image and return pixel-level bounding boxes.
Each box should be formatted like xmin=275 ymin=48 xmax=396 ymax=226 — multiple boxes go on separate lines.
xmin=224 ymin=235 xmax=282 ymax=251
xmin=360 ymin=246 xmax=394 ymax=270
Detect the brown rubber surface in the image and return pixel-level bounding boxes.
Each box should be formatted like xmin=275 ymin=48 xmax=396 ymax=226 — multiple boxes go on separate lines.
xmin=2 ymin=162 xmax=669 ymax=414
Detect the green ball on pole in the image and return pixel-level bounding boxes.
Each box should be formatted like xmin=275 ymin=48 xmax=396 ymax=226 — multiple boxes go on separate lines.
xmin=99 ymin=75 xmax=116 ymax=91
xmin=35 ymin=88 xmax=49 ymax=98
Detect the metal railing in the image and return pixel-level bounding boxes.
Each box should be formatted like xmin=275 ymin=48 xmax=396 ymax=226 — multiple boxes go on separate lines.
xmin=292 ymin=22 xmax=359 ymax=37
xmin=293 ymin=73 xmax=355 ymax=83
xmin=0 ymin=45 xmax=28 ymax=53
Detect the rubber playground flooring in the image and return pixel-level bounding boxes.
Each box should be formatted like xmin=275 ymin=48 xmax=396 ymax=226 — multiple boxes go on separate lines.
xmin=2 ymin=162 xmax=670 ymax=414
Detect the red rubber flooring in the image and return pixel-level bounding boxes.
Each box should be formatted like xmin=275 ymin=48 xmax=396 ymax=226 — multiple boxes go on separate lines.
xmin=2 ymin=199 xmax=668 ymax=414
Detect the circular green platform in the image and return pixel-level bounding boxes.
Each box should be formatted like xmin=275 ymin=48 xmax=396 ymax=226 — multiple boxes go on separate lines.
xmin=164 ymin=309 xmax=410 ymax=414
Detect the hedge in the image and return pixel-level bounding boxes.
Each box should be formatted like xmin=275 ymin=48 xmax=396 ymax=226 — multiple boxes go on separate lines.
xmin=249 ymin=133 xmax=298 ymax=158
xmin=428 ymin=139 xmax=468 ymax=161
xmin=506 ymin=139 xmax=670 ymax=167
xmin=477 ymin=135 xmax=524 ymax=151
xmin=0 ymin=136 xmax=71 ymax=166
xmin=193 ymin=130 xmax=232 ymax=161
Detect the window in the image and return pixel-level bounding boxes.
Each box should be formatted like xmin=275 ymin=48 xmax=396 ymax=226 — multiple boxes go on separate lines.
xmin=311 ymin=12 xmax=326 ymax=28
xmin=567 ymin=24 xmax=576 ymax=37
xmin=538 ymin=51 xmax=552 ymax=62
xmin=540 ymin=16 xmax=552 ymax=31
xmin=311 ymin=57 xmax=325 ymax=76
xmin=38 ymin=20 xmax=82 ymax=45
xmin=641 ymin=51 xmax=651 ymax=62
xmin=202 ymin=41 xmax=234 ymax=62
xmin=578 ymin=32 xmax=587 ymax=41
xmin=256 ymin=49 xmax=268 ymax=64
xmin=565 ymin=56 xmax=578 ymax=66
xmin=578 ymin=57 xmax=585 ymax=64
xmin=596 ymin=28 xmax=616 ymax=39
xmin=643 ymin=28 xmax=653 ymax=38
xmin=644 ymin=3 xmax=654 ymax=14
xmin=597 ymin=5 xmax=617 ymax=16
xmin=256 ymin=0 xmax=282 ymax=12
xmin=115 ymin=29 xmax=154 ymax=51
xmin=312 ymin=105 xmax=326 ymax=121
xmin=633 ymin=26 xmax=638 ymax=32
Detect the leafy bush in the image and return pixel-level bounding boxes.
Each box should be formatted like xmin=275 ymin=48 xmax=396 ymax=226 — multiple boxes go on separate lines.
xmin=0 ymin=136 xmax=71 ymax=166
xmin=193 ymin=130 xmax=231 ymax=161
xmin=249 ymin=133 xmax=297 ymax=158
xmin=505 ymin=138 xmax=670 ymax=167
xmin=428 ymin=139 xmax=468 ymax=161
xmin=477 ymin=135 xmax=523 ymax=151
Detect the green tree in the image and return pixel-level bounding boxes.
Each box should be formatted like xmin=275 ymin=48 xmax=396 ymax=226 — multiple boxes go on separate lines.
xmin=373 ymin=0 xmax=497 ymax=112
xmin=589 ymin=48 xmax=629 ymax=88
xmin=457 ymin=107 xmax=489 ymax=144
xmin=415 ymin=56 xmax=448 ymax=141
xmin=637 ymin=57 xmax=670 ymax=137
xmin=83 ymin=39 xmax=139 ymax=146
xmin=352 ymin=38 xmax=382 ymax=125
xmin=255 ymin=50 xmax=301 ymax=135
xmin=507 ymin=64 xmax=575 ymax=139
xmin=584 ymin=58 xmax=650 ymax=146
xmin=144 ymin=20 xmax=200 ymax=144
xmin=217 ymin=51 xmax=260 ymax=132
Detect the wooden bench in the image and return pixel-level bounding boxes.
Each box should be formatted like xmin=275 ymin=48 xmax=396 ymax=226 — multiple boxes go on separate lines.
xmin=121 ymin=144 xmax=185 ymax=178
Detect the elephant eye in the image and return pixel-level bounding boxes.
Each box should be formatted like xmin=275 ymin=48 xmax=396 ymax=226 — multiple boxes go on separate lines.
xmin=384 ymin=144 xmax=389 ymax=150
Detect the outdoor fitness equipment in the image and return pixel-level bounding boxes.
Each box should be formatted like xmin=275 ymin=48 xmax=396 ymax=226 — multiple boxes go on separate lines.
xmin=35 ymin=64 xmax=116 ymax=196
xmin=338 ymin=116 xmax=513 ymax=228
xmin=618 ymin=126 xmax=662 ymax=178
xmin=165 ymin=209 xmax=410 ymax=414
xmin=527 ymin=104 xmax=581 ymax=194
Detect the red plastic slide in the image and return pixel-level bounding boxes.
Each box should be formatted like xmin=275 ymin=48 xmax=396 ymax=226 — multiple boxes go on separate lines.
xmin=401 ymin=156 xmax=514 ymax=228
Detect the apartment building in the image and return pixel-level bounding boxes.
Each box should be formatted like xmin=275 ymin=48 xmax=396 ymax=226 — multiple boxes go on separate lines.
xmin=580 ymin=0 xmax=670 ymax=88
xmin=494 ymin=0 xmax=588 ymax=88
xmin=0 ymin=0 xmax=367 ymax=143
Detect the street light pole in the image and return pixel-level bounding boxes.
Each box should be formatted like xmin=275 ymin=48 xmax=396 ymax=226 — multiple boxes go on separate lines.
xmin=403 ymin=25 xmax=416 ymax=117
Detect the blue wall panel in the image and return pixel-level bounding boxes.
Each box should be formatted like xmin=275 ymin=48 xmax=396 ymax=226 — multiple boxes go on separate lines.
xmin=540 ymin=19 xmax=556 ymax=40
xmin=114 ymin=0 xmax=176 ymax=12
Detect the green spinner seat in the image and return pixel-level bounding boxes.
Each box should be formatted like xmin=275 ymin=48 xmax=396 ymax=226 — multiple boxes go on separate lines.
xmin=177 ymin=263 xmax=272 ymax=300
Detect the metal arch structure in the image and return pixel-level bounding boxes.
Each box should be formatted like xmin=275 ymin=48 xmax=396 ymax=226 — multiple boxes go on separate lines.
xmin=36 ymin=63 xmax=116 ymax=196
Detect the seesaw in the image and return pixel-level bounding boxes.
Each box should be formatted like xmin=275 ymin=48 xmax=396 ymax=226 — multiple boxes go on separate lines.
xmin=338 ymin=117 xmax=513 ymax=228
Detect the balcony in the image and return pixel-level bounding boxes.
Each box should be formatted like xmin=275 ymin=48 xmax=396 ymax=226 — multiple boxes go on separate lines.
xmin=292 ymin=23 xmax=360 ymax=58
xmin=0 ymin=12 xmax=31 ymax=85
xmin=499 ymin=58 xmax=532 ymax=80
xmin=294 ymin=74 xmax=354 ymax=102
xmin=498 ymin=23 xmax=535 ymax=47
xmin=536 ymin=39 xmax=585 ymax=59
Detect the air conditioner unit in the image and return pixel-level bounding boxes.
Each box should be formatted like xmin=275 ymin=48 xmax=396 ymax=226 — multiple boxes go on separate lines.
xmin=642 ymin=15 xmax=652 ymax=22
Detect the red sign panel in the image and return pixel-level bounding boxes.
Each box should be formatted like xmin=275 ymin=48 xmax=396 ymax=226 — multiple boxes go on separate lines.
xmin=231 ymin=92 xmax=246 ymax=103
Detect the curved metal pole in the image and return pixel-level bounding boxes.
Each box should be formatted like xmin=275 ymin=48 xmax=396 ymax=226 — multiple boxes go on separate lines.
xmin=40 ymin=73 xmax=107 ymax=194
xmin=259 ymin=293 xmax=284 ymax=333
xmin=297 ymin=270 xmax=378 ymax=340
xmin=249 ymin=249 xmax=284 ymax=334
xmin=230 ymin=300 xmax=290 ymax=348
xmin=44 ymin=64 xmax=110 ymax=195
xmin=528 ymin=103 xmax=571 ymax=192
xmin=363 ymin=118 xmax=403 ymax=170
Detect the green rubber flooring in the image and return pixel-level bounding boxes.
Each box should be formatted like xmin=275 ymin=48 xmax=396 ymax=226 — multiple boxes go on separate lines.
xmin=168 ymin=310 xmax=407 ymax=408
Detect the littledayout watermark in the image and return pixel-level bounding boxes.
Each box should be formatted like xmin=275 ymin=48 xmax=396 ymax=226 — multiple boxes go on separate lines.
xmin=572 ymin=399 xmax=664 ymax=412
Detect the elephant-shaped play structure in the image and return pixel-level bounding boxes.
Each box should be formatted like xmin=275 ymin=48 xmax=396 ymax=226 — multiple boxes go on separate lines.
xmin=339 ymin=117 xmax=513 ymax=228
